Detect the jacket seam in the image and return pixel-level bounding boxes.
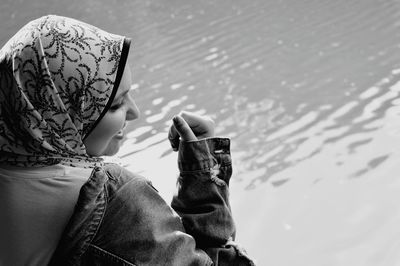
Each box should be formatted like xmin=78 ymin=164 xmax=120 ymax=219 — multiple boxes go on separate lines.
xmin=89 ymin=244 xmax=137 ymax=266
xmin=77 ymin=172 xmax=108 ymax=263
xmin=103 ymin=169 xmax=152 ymax=201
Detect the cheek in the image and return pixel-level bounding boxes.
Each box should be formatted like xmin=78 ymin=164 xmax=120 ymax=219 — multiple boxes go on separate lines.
xmin=98 ymin=110 xmax=125 ymax=137
xmin=84 ymin=110 xmax=125 ymax=156
xmin=102 ymin=138 xmax=121 ymax=156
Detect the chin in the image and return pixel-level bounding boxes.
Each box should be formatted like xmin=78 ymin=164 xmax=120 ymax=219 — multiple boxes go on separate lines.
xmin=102 ymin=141 xmax=121 ymax=156
xmin=103 ymin=147 xmax=119 ymax=156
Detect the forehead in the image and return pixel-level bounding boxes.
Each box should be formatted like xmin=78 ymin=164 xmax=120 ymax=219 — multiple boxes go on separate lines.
xmin=114 ymin=64 xmax=132 ymax=100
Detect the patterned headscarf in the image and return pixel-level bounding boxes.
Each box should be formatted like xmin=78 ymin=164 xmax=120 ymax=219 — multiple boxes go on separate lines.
xmin=0 ymin=15 xmax=131 ymax=167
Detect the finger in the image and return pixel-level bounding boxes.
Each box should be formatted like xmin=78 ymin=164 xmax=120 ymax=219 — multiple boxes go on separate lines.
xmin=180 ymin=111 xmax=214 ymax=138
xmin=168 ymin=123 xmax=180 ymax=151
xmin=173 ymin=115 xmax=197 ymax=141
xmin=179 ymin=111 xmax=203 ymax=129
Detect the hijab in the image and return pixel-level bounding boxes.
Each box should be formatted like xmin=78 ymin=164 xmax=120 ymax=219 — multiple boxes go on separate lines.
xmin=0 ymin=15 xmax=131 ymax=167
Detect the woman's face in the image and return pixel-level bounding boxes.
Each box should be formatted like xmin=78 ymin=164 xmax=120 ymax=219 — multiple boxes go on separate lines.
xmin=83 ymin=64 xmax=139 ymax=156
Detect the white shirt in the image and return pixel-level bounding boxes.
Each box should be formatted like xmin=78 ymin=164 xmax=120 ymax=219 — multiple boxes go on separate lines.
xmin=0 ymin=164 xmax=93 ymax=266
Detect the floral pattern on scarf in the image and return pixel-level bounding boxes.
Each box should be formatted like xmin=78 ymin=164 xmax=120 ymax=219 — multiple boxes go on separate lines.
xmin=0 ymin=15 xmax=130 ymax=167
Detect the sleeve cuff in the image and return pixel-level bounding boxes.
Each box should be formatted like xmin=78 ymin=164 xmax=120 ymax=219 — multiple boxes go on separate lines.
xmin=178 ymin=137 xmax=231 ymax=172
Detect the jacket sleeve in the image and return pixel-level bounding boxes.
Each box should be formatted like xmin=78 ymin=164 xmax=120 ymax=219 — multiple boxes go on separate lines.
xmin=88 ymin=165 xmax=215 ymax=266
xmin=171 ymin=138 xmax=255 ymax=265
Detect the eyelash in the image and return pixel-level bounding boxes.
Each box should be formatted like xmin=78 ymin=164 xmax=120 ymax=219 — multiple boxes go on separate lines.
xmin=109 ymin=88 xmax=134 ymax=111
xmin=110 ymin=101 xmax=123 ymax=111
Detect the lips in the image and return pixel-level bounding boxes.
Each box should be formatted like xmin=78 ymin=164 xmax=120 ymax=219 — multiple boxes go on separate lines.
xmin=115 ymin=129 xmax=125 ymax=139
xmin=115 ymin=124 xmax=127 ymax=139
xmin=115 ymin=131 xmax=124 ymax=139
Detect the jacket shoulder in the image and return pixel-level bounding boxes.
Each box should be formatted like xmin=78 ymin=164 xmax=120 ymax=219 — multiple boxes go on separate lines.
xmin=101 ymin=163 xmax=155 ymax=199
xmin=102 ymin=163 xmax=146 ymax=182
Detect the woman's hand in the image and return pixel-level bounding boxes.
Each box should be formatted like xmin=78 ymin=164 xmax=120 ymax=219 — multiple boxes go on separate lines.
xmin=168 ymin=111 xmax=215 ymax=151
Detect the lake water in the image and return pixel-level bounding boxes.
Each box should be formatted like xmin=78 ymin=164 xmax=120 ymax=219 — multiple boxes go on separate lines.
xmin=2 ymin=0 xmax=400 ymax=265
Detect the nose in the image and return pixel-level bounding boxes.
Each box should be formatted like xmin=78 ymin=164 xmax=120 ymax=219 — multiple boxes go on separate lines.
xmin=126 ymin=95 xmax=140 ymax=121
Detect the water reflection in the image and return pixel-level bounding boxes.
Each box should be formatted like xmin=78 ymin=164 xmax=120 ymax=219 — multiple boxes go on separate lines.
xmin=231 ymin=68 xmax=400 ymax=188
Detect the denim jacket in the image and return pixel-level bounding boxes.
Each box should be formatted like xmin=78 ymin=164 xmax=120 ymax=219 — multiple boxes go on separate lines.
xmin=49 ymin=138 xmax=255 ymax=265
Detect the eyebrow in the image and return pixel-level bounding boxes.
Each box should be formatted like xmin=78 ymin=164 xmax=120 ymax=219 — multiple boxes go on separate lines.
xmin=120 ymin=89 xmax=130 ymax=98
xmin=113 ymin=85 xmax=135 ymax=103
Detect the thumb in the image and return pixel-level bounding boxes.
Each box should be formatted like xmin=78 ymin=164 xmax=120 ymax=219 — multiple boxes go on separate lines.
xmin=173 ymin=115 xmax=197 ymax=141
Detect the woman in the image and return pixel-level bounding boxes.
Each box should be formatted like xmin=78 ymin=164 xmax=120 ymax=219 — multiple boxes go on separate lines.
xmin=0 ymin=15 xmax=254 ymax=265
